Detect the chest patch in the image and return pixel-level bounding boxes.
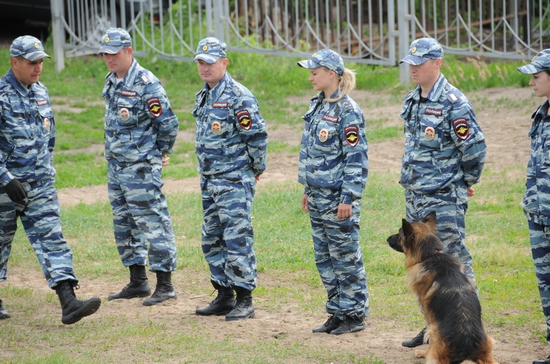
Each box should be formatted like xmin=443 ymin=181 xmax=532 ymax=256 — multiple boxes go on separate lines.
xmin=121 ymin=90 xmax=137 ymax=97
xmin=237 ymin=110 xmax=252 ymax=130
xmin=345 ymin=126 xmax=359 ymax=146
xmin=147 ymin=97 xmax=162 ymax=117
xmin=120 ymin=108 xmax=130 ymax=121
xmin=211 ymin=121 xmax=222 ymax=135
xmin=213 ymin=102 xmax=228 ymax=108
xmin=318 ymin=128 xmax=329 ymax=142
xmin=36 ymin=99 xmax=48 ymax=107
xmin=424 ymin=107 xmax=442 ymax=116
xmin=322 ymin=114 xmax=339 ymax=123
xmin=424 ymin=126 xmax=435 ymax=141
xmin=453 ymin=118 xmax=470 ymax=139
xmin=44 ymin=117 xmax=51 ymax=132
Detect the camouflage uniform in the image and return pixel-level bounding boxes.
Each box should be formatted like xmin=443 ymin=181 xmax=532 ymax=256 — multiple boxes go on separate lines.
xmin=102 ymin=47 xmax=178 ymax=273
xmin=518 ymin=50 xmax=550 ymax=345
xmin=399 ymin=39 xmax=486 ymax=280
xmin=193 ymin=72 xmax=267 ymax=291
xmin=297 ymin=50 xmax=370 ymax=320
xmin=0 ymin=38 xmax=78 ymax=289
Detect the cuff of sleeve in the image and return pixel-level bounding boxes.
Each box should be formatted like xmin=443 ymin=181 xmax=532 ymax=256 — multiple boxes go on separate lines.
xmin=340 ymin=193 xmax=353 ymax=205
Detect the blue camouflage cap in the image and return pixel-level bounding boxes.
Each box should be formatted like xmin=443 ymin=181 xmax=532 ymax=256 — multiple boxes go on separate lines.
xmin=98 ymin=28 xmax=132 ymax=54
xmin=9 ymin=35 xmax=50 ymax=61
xmin=297 ymin=49 xmax=344 ymax=75
xmin=194 ymin=37 xmax=227 ymax=64
xmin=400 ymin=38 xmax=444 ymax=65
xmin=517 ymin=50 xmax=550 ymax=74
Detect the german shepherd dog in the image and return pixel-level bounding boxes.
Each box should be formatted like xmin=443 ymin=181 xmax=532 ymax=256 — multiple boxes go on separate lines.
xmin=386 ymin=211 xmax=498 ymax=364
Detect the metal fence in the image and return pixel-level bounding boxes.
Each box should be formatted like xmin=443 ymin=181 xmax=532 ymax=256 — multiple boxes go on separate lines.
xmin=51 ymin=0 xmax=550 ymax=83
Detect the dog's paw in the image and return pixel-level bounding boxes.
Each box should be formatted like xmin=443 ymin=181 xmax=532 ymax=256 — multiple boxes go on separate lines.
xmin=415 ymin=349 xmax=426 ymax=358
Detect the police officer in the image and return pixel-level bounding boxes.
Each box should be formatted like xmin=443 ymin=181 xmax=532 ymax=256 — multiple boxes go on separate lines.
xmin=297 ymin=49 xmax=369 ymax=335
xmin=0 ymin=35 xmax=101 ymax=324
xmin=398 ymin=38 xmax=487 ymax=347
xmin=517 ymin=50 xmax=550 ymax=364
xmin=192 ymin=37 xmax=268 ymax=321
xmin=98 ymin=28 xmax=179 ymax=306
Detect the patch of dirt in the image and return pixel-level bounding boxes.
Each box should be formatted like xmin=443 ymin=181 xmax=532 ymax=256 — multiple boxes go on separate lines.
xmin=27 ymin=87 xmax=550 ymax=362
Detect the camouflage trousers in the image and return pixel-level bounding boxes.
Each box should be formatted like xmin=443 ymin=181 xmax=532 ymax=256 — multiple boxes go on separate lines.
xmin=0 ymin=180 xmax=77 ymax=288
xmin=527 ymin=219 xmax=550 ymax=343
xmin=108 ymin=161 xmax=177 ymax=272
xmin=200 ymin=175 xmax=257 ymax=291
xmin=405 ymin=184 xmax=475 ymax=281
xmin=306 ymin=187 xmax=369 ymax=318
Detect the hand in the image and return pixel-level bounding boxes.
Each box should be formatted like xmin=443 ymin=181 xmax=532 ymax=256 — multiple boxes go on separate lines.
xmin=337 ymin=203 xmax=352 ymax=220
xmin=467 ymin=187 xmax=475 ymax=197
xmin=162 ymin=155 xmax=170 ymax=167
xmin=5 ymin=179 xmax=27 ymax=203
xmin=300 ymin=194 xmax=309 ymax=212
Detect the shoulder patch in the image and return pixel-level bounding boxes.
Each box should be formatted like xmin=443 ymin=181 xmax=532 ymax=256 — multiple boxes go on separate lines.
xmin=345 ymin=125 xmax=359 ymax=147
xmin=147 ymin=97 xmax=162 ymax=117
xmin=236 ymin=110 xmax=252 ymax=130
xmin=453 ymin=118 xmax=469 ymax=139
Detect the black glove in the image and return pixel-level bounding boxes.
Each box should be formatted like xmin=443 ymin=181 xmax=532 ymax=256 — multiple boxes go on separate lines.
xmin=5 ymin=179 xmax=27 ymax=203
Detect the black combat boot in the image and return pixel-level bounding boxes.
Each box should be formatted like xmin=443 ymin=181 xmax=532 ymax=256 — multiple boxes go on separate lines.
xmin=142 ymin=271 xmax=177 ymax=306
xmin=54 ymin=280 xmax=101 ymax=325
xmin=534 ymin=355 xmax=550 ymax=364
xmin=108 ymin=264 xmax=151 ymax=301
xmin=225 ymin=286 xmax=255 ymax=321
xmin=0 ymin=299 xmax=10 ymax=319
xmin=195 ymin=281 xmax=235 ymax=316
xmin=312 ymin=315 xmax=342 ymax=333
xmin=402 ymin=327 xmax=427 ymax=348
xmin=330 ymin=314 xmax=365 ymax=335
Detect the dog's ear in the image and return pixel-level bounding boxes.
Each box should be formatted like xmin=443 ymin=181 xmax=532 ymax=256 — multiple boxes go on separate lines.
xmin=402 ymin=218 xmax=415 ymax=243
xmin=422 ymin=211 xmax=437 ymax=230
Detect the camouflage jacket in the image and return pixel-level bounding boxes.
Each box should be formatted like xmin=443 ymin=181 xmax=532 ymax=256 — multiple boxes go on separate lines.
xmin=193 ymin=72 xmax=268 ymax=178
xmin=524 ymin=100 xmax=550 ymax=223
xmin=399 ymin=73 xmax=486 ymax=193
xmin=298 ymin=91 xmax=368 ymax=204
xmin=102 ymin=59 xmax=179 ymax=164
xmin=0 ymin=68 xmax=56 ymax=186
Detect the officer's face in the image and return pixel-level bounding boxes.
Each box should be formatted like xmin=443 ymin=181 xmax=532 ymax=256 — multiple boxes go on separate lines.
xmin=529 ymin=71 xmax=550 ymax=99
xmin=11 ymin=57 xmax=43 ymax=88
xmin=308 ymin=67 xmax=338 ymax=94
xmin=197 ymin=58 xmax=228 ymax=88
xmin=409 ymin=58 xmax=442 ymax=89
xmin=102 ymin=47 xmax=133 ymax=79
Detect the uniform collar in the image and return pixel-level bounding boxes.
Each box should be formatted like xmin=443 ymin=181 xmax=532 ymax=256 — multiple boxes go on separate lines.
xmin=6 ymin=68 xmax=34 ymax=96
xmin=203 ymin=72 xmax=230 ymax=101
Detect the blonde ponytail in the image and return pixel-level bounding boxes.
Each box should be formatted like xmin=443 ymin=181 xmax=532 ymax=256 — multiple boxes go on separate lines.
xmin=324 ymin=68 xmax=356 ymax=102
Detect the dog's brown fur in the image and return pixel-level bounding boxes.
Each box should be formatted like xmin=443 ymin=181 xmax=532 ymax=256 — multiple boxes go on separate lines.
xmin=387 ymin=211 xmax=498 ymax=364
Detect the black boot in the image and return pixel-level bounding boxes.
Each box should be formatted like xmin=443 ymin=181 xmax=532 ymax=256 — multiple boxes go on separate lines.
xmin=330 ymin=315 xmax=365 ymax=335
xmin=196 ymin=281 xmax=235 ymax=316
xmin=312 ymin=315 xmax=342 ymax=333
xmin=108 ymin=265 xmax=151 ymax=301
xmin=54 ymin=280 xmax=101 ymax=325
xmin=534 ymin=355 xmax=550 ymax=364
xmin=0 ymin=299 xmax=10 ymax=319
xmin=142 ymin=271 xmax=177 ymax=306
xmin=402 ymin=327 xmax=427 ymax=348
xmin=225 ymin=286 xmax=255 ymax=321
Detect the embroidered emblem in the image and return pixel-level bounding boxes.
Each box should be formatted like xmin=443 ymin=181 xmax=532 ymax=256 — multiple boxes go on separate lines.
xmin=213 ymin=102 xmax=228 ymax=108
xmin=345 ymin=126 xmax=359 ymax=147
xmin=141 ymin=75 xmax=148 ymax=82
xmin=322 ymin=115 xmax=338 ymax=123
xmin=318 ymin=128 xmax=329 ymax=142
xmin=424 ymin=126 xmax=435 ymax=141
xmin=237 ymin=110 xmax=252 ymax=130
xmin=147 ymin=98 xmax=162 ymax=117
xmin=44 ymin=118 xmax=50 ymax=132
xmin=36 ymin=99 xmax=47 ymax=107
xmin=121 ymin=90 xmax=137 ymax=97
xmin=34 ymin=42 xmax=40 ymax=49
xmin=453 ymin=118 xmax=470 ymax=139
xmin=120 ymin=108 xmax=130 ymax=121
xmin=202 ymin=45 xmax=208 ymax=52
xmin=105 ymin=36 xmax=111 ymax=43
xmin=211 ymin=121 xmax=222 ymax=135
xmin=424 ymin=108 xmax=443 ymax=116
xmin=411 ymin=46 xmax=417 ymax=54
